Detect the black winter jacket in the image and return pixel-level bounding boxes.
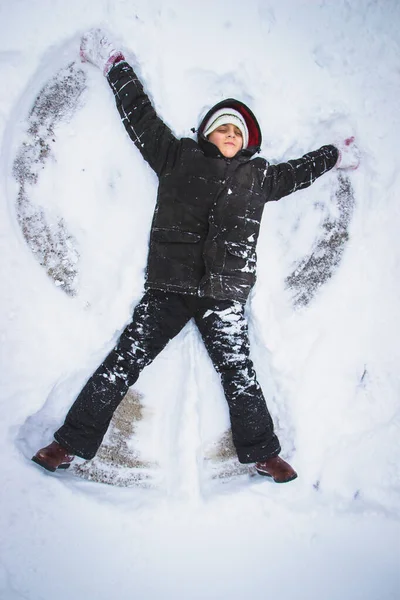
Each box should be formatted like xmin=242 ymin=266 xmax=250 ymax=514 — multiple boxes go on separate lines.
xmin=107 ymin=62 xmax=338 ymax=303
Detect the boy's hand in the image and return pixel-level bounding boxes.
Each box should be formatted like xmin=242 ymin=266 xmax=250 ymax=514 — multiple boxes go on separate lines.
xmin=335 ymin=137 xmax=360 ymax=170
xmin=80 ymin=28 xmax=125 ymax=76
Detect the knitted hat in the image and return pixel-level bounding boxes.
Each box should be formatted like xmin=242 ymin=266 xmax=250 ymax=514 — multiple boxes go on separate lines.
xmin=203 ymin=108 xmax=249 ymax=149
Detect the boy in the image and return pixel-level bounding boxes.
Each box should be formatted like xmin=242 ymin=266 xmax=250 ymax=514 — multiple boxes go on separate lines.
xmin=32 ymin=30 xmax=359 ymax=483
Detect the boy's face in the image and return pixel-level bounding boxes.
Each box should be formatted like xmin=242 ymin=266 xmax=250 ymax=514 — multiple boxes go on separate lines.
xmin=207 ymin=123 xmax=243 ymax=158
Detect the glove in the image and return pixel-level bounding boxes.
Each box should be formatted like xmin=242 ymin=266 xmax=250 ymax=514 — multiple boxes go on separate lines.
xmin=335 ymin=137 xmax=360 ymax=170
xmin=80 ymin=28 xmax=125 ymax=76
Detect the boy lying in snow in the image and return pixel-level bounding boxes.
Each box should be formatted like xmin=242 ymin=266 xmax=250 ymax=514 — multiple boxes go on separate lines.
xmin=32 ymin=29 xmax=360 ymax=483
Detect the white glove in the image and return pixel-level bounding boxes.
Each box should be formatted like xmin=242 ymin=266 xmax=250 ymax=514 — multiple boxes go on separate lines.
xmin=80 ymin=28 xmax=124 ymax=76
xmin=335 ymin=137 xmax=360 ymax=170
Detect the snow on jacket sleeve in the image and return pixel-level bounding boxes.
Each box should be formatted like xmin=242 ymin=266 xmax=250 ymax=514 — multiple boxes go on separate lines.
xmin=107 ymin=61 xmax=180 ymax=178
xmin=263 ymin=145 xmax=339 ymax=202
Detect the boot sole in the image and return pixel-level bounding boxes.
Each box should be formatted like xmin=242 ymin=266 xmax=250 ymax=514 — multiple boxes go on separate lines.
xmin=31 ymin=455 xmax=71 ymax=472
xmin=256 ymin=469 xmax=298 ymax=483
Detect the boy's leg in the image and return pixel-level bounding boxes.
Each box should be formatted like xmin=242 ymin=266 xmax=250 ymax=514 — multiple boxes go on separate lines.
xmin=53 ymin=290 xmax=193 ymax=459
xmin=194 ymin=299 xmax=281 ymax=464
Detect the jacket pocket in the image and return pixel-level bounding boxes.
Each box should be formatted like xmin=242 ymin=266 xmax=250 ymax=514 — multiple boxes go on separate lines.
xmin=152 ymin=228 xmax=202 ymax=243
xmin=225 ymin=242 xmax=257 ymax=276
xmin=226 ymin=242 xmax=256 ymax=262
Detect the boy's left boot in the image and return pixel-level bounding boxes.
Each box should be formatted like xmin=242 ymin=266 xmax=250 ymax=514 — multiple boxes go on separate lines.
xmin=255 ymin=456 xmax=297 ymax=483
xmin=32 ymin=441 xmax=75 ymax=472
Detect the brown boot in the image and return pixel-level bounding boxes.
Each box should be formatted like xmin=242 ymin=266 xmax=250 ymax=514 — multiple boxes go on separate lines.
xmin=32 ymin=441 xmax=75 ymax=472
xmin=255 ymin=456 xmax=298 ymax=483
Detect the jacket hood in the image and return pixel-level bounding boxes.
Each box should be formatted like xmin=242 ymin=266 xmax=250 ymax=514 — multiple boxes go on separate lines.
xmin=197 ymin=98 xmax=262 ymax=157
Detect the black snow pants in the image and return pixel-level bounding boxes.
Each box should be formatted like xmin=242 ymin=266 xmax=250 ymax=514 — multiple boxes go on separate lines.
xmin=54 ymin=290 xmax=281 ymax=463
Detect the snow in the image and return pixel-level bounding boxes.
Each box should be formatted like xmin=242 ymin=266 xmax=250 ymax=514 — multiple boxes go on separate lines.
xmin=1 ymin=1 xmax=400 ymax=599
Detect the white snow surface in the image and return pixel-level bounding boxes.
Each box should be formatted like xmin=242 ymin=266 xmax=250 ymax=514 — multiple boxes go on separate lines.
xmin=1 ymin=1 xmax=400 ymax=599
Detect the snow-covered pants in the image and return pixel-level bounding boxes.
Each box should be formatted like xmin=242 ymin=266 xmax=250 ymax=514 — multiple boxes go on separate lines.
xmin=54 ymin=290 xmax=281 ymax=462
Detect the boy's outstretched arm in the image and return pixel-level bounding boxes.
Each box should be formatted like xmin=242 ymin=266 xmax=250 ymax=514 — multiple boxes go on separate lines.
xmin=80 ymin=29 xmax=180 ymax=178
xmin=263 ymin=139 xmax=359 ymax=202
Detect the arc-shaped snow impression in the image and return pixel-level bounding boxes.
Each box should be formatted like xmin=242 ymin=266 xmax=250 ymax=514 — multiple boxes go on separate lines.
xmin=203 ymin=429 xmax=250 ymax=480
xmin=12 ymin=62 xmax=86 ymax=296
xmin=286 ymin=173 xmax=355 ymax=307
xmin=72 ymin=389 xmax=158 ymax=487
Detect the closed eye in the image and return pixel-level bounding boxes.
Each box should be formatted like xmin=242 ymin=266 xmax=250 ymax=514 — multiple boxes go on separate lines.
xmin=215 ymin=126 xmax=242 ymax=136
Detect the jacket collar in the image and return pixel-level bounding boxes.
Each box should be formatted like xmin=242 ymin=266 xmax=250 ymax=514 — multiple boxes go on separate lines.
xmin=198 ymin=135 xmax=255 ymax=161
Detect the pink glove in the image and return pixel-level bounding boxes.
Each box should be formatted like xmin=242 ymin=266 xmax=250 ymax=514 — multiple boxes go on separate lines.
xmin=335 ymin=137 xmax=360 ymax=170
xmin=80 ymin=28 xmax=125 ymax=76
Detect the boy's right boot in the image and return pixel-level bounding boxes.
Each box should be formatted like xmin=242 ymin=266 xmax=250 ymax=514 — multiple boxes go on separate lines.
xmin=255 ymin=456 xmax=297 ymax=483
xmin=32 ymin=441 xmax=75 ymax=472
